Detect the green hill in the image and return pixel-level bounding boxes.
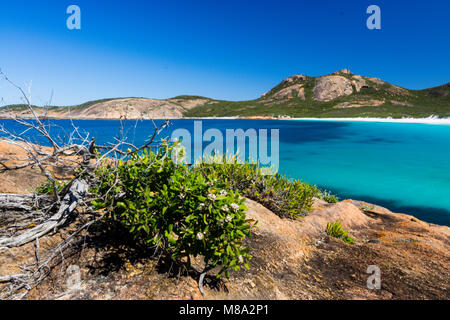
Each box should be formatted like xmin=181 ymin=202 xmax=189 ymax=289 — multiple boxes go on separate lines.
xmin=1 ymin=70 xmax=449 ymax=119
xmin=184 ymin=69 xmax=450 ymax=118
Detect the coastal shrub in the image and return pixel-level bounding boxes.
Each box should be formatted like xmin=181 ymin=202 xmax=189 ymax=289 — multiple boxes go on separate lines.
xmin=320 ymin=190 xmax=339 ymax=204
xmin=325 ymin=221 xmax=355 ymax=245
xmin=91 ymin=142 xmax=253 ymax=278
xmin=195 ymin=155 xmax=321 ymax=219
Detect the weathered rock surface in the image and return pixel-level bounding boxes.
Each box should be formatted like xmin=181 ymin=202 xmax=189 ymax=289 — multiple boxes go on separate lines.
xmin=351 ymin=75 xmax=367 ymax=92
xmin=314 ymin=76 xmax=354 ymax=101
xmin=1 ymin=162 xmax=448 ymax=301
xmin=334 ymin=99 xmax=385 ymax=109
xmin=56 ymin=98 xmax=185 ymax=120
xmin=0 ymin=139 xmax=449 ymax=300
xmin=0 ymin=142 xmax=47 ymax=193
xmin=0 ymin=135 xmax=449 ymax=301
xmin=272 ymin=84 xmax=305 ymax=100
xmin=1 ymin=197 xmax=443 ymax=300
xmin=281 ymin=74 xmax=307 ymax=85
xmin=332 ymin=69 xmax=352 ymax=75
xmin=75 ymin=98 xmax=184 ymax=119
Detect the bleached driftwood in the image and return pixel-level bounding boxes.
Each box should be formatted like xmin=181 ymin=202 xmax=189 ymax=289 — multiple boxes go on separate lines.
xmin=0 ymin=194 xmax=35 ymax=201
xmin=0 ymin=179 xmax=88 ymax=250
xmin=0 ymin=193 xmax=37 ymax=211
xmin=0 ymin=274 xmax=29 ymax=283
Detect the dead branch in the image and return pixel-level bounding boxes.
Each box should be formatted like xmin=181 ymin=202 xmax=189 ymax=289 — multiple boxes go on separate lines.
xmin=0 ymin=179 xmax=88 ymax=250
xmin=0 ymin=193 xmax=36 ymax=211
xmin=0 ymin=70 xmax=172 ymax=299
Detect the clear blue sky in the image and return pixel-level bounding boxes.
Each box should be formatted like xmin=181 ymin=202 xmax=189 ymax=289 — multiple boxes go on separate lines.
xmin=0 ymin=0 xmax=449 ymax=106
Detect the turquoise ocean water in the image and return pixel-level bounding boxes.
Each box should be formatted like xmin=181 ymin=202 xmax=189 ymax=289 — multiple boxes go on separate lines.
xmin=1 ymin=118 xmax=449 ymax=226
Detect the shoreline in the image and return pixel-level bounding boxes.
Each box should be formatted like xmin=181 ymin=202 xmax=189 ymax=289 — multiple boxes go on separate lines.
xmin=1 ymin=115 xmax=450 ymax=125
xmin=186 ymin=116 xmax=450 ymax=125
xmin=283 ymin=117 xmax=450 ymax=125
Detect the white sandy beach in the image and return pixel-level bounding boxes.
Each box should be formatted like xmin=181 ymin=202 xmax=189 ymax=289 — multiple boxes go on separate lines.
xmin=285 ymin=116 xmax=450 ymax=125
xmin=191 ymin=116 xmax=450 ymax=125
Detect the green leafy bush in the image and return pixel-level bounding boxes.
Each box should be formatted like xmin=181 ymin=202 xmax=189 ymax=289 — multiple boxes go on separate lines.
xmin=320 ymin=190 xmax=339 ymax=203
xmin=325 ymin=221 xmax=355 ymax=245
xmin=195 ymin=155 xmax=321 ymax=219
xmin=91 ymin=142 xmax=253 ymax=278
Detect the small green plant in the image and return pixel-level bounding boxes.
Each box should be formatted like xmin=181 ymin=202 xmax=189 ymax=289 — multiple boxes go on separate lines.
xmin=34 ymin=179 xmax=66 ymax=196
xmin=325 ymin=220 xmax=355 ymax=245
xmin=361 ymin=204 xmax=375 ymax=212
xmin=321 ymin=190 xmax=339 ymax=203
xmin=91 ymin=142 xmax=253 ymax=279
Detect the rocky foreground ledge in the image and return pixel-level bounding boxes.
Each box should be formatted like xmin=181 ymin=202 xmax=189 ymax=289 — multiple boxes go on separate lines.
xmin=0 ymin=148 xmax=448 ymax=300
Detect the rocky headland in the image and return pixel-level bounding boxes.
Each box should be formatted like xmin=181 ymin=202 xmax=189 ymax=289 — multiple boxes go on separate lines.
xmin=0 ymin=141 xmax=448 ymax=300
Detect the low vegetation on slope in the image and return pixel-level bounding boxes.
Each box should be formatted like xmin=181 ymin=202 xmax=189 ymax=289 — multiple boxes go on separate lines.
xmin=34 ymin=141 xmax=328 ymax=281
xmin=184 ymin=70 xmax=450 ymax=118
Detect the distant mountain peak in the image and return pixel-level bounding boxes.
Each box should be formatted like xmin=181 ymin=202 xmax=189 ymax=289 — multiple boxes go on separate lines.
xmin=331 ymin=68 xmax=353 ymax=75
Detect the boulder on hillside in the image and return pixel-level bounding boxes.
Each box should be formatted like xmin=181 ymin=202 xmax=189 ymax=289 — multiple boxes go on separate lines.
xmin=272 ymin=84 xmax=306 ymax=100
xmin=351 ymin=75 xmax=367 ymax=92
xmin=281 ymin=74 xmax=307 ymax=85
xmin=332 ymin=69 xmax=352 ymax=75
xmin=314 ymin=76 xmax=354 ymax=101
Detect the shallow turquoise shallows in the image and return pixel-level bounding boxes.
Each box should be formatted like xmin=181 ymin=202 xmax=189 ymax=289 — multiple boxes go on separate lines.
xmin=1 ymin=118 xmax=449 ymax=226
